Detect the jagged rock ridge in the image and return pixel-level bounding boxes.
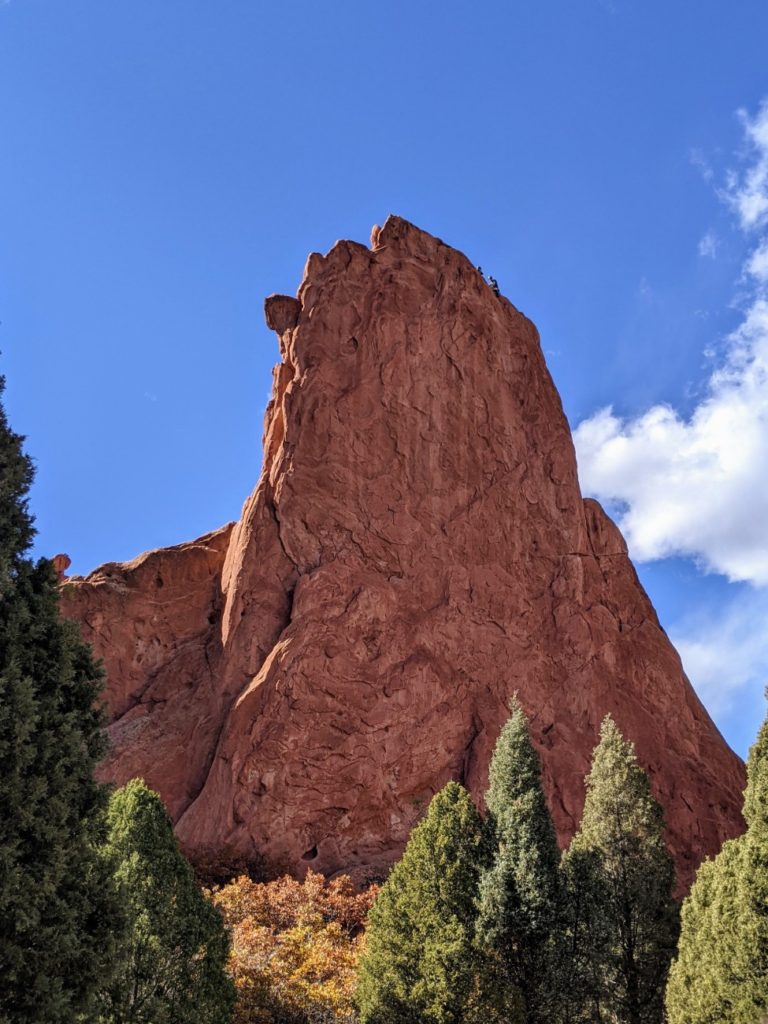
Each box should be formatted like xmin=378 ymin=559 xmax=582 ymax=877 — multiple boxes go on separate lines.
xmin=62 ymin=217 xmax=745 ymax=888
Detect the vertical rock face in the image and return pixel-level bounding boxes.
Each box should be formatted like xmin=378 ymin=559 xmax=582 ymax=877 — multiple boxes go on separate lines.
xmin=61 ymin=526 xmax=234 ymax=820
xmin=62 ymin=217 xmax=745 ymax=888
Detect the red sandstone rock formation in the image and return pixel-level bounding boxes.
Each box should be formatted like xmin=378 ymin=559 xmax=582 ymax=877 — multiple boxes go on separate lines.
xmin=53 ymin=553 xmax=71 ymax=582
xmin=61 ymin=217 xmax=745 ymax=889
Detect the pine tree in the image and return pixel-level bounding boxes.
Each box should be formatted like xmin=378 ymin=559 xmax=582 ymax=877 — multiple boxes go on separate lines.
xmin=666 ymin=701 xmax=768 ymax=1023
xmin=561 ymin=716 xmax=679 ymax=1024
xmin=0 ymin=377 xmax=121 ymax=1024
xmin=98 ymin=778 xmax=235 ymax=1024
xmin=475 ymin=696 xmax=561 ymax=1022
xmin=356 ymin=781 xmax=492 ymax=1024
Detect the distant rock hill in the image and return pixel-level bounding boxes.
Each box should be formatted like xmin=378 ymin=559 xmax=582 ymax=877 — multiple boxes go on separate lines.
xmin=62 ymin=217 xmax=745 ymax=889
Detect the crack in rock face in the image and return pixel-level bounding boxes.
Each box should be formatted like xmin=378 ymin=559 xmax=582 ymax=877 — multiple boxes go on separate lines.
xmin=61 ymin=216 xmax=745 ymax=891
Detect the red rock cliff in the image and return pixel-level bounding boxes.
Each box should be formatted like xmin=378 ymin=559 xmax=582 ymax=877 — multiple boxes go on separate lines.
xmin=62 ymin=217 xmax=745 ymax=888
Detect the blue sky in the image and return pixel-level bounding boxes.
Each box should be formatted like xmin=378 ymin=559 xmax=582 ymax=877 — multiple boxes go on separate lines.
xmin=1 ymin=1 xmax=767 ymax=758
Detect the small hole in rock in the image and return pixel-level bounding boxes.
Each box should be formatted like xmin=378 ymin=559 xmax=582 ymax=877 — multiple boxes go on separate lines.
xmin=156 ymin=575 xmax=164 ymax=589
xmin=301 ymin=845 xmax=318 ymax=861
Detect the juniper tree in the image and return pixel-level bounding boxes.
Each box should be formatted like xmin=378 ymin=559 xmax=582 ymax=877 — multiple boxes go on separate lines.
xmin=0 ymin=377 xmax=121 ymax=1024
xmin=98 ymin=779 xmax=235 ymax=1024
xmin=666 ymin=700 xmax=768 ymax=1023
xmin=356 ymin=781 xmax=493 ymax=1024
xmin=0 ymin=378 xmax=33 ymax=586
xmin=561 ymin=716 xmax=678 ymax=1024
xmin=664 ymin=841 xmax=742 ymax=1023
xmin=738 ymin=698 xmax=768 ymax=1018
xmin=475 ymin=697 xmax=561 ymax=1023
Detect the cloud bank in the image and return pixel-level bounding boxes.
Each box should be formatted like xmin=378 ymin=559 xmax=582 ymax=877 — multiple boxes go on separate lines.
xmin=574 ymin=99 xmax=768 ymax=587
xmin=574 ymin=100 xmax=768 ymax=723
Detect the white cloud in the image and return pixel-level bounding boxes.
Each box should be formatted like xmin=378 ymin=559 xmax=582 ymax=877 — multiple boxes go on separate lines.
xmin=574 ymin=98 xmax=768 ymax=587
xmin=574 ymin=300 xmax=768 ymax=583
xmin=747 ymin=241 xmax=768 ymax=283
xmin=727 ymin=100 xmax=768 ymax=230
xmin=698 ymin=230 xmax=718 ymax=258
xmin=671 ymin=590 xmax=768 ymax=716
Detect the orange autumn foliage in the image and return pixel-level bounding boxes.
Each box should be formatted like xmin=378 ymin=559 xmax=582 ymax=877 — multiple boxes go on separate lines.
xmin=213 ymin=870 xmax=378 ymax=1024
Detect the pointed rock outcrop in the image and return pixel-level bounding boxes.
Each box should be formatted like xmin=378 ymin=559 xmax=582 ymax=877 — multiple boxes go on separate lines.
xmin=62 ymin=217 xmax=745 ymax=888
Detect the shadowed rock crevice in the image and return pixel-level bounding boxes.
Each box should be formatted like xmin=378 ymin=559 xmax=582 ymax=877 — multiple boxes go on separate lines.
xmin=61 ymin=216 xmax=745 ymax=890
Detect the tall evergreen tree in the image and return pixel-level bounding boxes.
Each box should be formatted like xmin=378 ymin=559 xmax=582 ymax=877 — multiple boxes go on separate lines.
xmin=0 ymin=377 xmax=121 ymax=1024
xmin=738 ymin=697 xmax=768 ymax=1018
xmin=0 ymin=378 xmax=33 ymax=587
xmin=475 ymin=696 xmax=561 ymax=1022
xmin=664 ymin=841 xmax=743 ymax=1023
xmin=561 ymin=716 xmax=678 ymax=1024
xmin=356 ymin=781 xmax=495 ymax=1024
xmin=666 ymin=700 xmax=768 ymax=1023
xmin=98 ymin=778 xmax=235 ymax=1024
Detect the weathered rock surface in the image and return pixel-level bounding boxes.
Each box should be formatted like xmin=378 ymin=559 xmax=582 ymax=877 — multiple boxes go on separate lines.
xmin=53 ymin=553 xmax=71 ymax=581
xmin=62 ymin=526 xmax=233 ymax=820
xmin=62 ymin=217 xmax=745 ymax=889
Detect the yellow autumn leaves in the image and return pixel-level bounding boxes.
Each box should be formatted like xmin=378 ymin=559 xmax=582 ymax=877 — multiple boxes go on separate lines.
xmin=212 ymin=870 xmax=378 ymax=1024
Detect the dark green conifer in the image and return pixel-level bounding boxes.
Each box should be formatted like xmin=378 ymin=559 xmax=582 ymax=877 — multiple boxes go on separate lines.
xmin=666 ymin=700 xmax=768 ymax=1023
xmin=0 ymin=378 xmax=33 ymax=586
xmin=0 ymin=377 xmax=121 ymax=1024
xmin=98 ymin=779 xmax=235 ymax=1024
xmin=561 ymin=716 xmax=678 ymax=1024
xmin=356 ymin=781 xmax=492 ymax=1024
xmin=475 ymin=696 xmax=560 ymax=1022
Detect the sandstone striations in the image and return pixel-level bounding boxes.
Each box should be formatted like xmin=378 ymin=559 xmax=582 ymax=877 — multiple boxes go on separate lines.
xmin=62 ymin=217 xmax=745 ymax=889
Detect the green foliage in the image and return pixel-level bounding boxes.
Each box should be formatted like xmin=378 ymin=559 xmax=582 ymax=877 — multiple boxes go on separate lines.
xmin=0 ymin=376 xmax=34 ymax=588
xmin=0 ymin=379 xmax=121 ymax=1024
xmin=666 ymin=702 xmax=768 ymax=1023
xmin=475 ymin=696 xmax=560 ymax=1023
xmin=356 ymin=781 xmax=490 ymax=1024
xmin=560 ymin=716 xmax=678 ymax=1024
xmin=98 ymin=779 xmax=235 ymax=1024
xmin=664 ymin=841 xmax=742 ymax=1023
xmin=739 ymin=706 xmax=768 ymax=1017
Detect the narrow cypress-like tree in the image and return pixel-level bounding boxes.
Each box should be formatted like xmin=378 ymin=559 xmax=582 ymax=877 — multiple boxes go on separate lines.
xmin=737 ymin=700 xmax=768 ymax=1018
xmin=561 ymin=716 xmax=678 ymax=1024
xmin=0 ymin=377 xmax=121 ymax=1024
xmin=356 ymin=781 xmax=491 ymax=1024
xmin=666 ymin=701 xmax=768 ymax=1023
xmin=664 ymin=841 xmax=742 ymax=1023
xmin=475 ymin=696 xmax=561 ymax=1022
xmin=98 ymin=778 xmax=235 ymax=1024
